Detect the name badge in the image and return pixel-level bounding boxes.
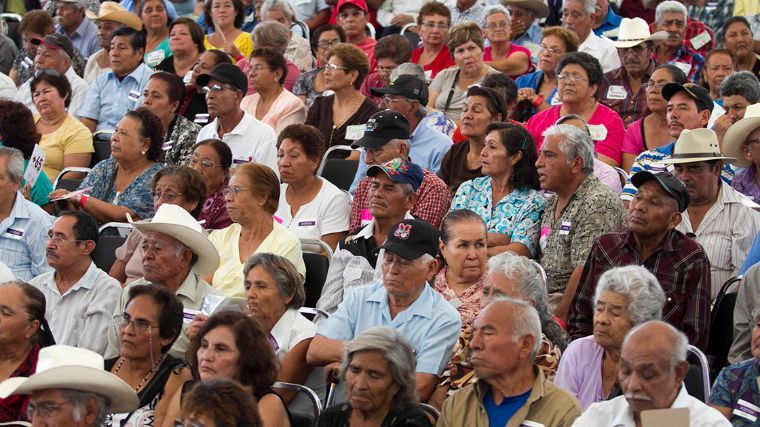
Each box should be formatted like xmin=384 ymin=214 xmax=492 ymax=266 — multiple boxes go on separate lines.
xmin=360 ymin=209 xmax=373 ymax=227
xmin=550 ymin=92 xmax=562 ymax=106
xmin=21 ymin=56 xmax=32 ymax=69
xmin=4 ymin=227 xmax=25 ymax=240
xmin=733 ymin=399 xmax=760 ymax=422
xmin=161 ymin=140 xmax=173 ymax=151
xmin=606 ymin=85 xmax=627 ymax=100
xmin=690 ymin=31 xmax=711 ymax=51
xmin=146 ymin=49 xmax=165 ymax=66
xmin=182 ymin=308 xmax=201 ymax=324
xmin=297 ymin=219 xmax=317 ymax=228
xmin=194 ymin=113 xmax=210 ymax=124
xmin=559 ymin=221 xmax=572 ymax=235
xmin=539 ymin=226 xmax=550 ymax=251
xmin=588 ymin=124 xmax=608 ymax=141
xmin=345 ymin=124 xmax=366 ymax=141
xmin=128 ymin=90 xmax=141 ymax=108
xmin=673 ymin=61 xmax=692 ymax=76
xmin=232 ymin=156 xmax=252 ymax=164
xmin=424 ymin=69 xmax=433 ymax=83
xmin=519 ymin=421 xmax=545 ymax=427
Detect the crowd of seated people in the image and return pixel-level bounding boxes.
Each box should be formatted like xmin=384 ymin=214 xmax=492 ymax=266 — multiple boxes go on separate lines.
xmin=2 ymin=0 xmax=760 ymax=425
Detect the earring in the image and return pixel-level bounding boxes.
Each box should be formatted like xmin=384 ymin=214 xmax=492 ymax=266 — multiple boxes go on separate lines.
xmin=141 ymin=150 xmax=146 ymax=155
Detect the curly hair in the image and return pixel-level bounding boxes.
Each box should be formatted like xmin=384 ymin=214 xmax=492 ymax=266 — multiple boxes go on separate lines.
xmin=483 ymin=122 xmax=540 ymax=190
xmin=0 ymin=100 xmax=41 ymax=158
xmin=30 ymin=70 xmax=72 ymax=108
xmin=181 ymin=378 xmax=262 ymax=427
xmin=125 ymin=284 xmax=184 ymax=353
xmin=277 ymin=124 xmax=326 ymax=163
xmin=417 ymin=1 xmax=451 ymax=25
xmin=204 ymin=0 xmax=245 ymax=32
xmin=326 ymin=43 xmax=370 ymax=90
xmin=556 ymin=51 xmax=603 ymax=88
xmin=151 ymin=165 xmax=206 ymax=218
xmin=125 ymin=107 xmax=164 ymax=162
xmin=446 ymin=22 xmax=484 ymax=57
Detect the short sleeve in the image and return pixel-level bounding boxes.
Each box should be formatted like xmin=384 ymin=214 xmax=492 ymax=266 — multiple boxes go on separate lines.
xmin=591 ymin=108 xmax=626 ymax=165
xmin=317 ymin=287 xmax=360 ymax=340
xmin=318 ymin=186 xmax=350 ymax=236
xmin=78 ymin=76 xmax=103 ymax=121
xmin=622 ymin=119 xmax=644 ymax=155
xmin=709 ymin=365 xmax=737 ymax=408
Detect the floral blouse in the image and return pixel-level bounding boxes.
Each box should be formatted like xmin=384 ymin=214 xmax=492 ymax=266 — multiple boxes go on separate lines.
xmin=164 ymin=114 xmax=201 ymax=165
xmin=199 ymin=182 xmax=232 ymax=230
xmin=79 ymin=158 xmax=162 ymax=222
xmin=293 ymin=68 xmax=328 ymax=110
xmin=432 ymin=267 xmax=483 ymax=332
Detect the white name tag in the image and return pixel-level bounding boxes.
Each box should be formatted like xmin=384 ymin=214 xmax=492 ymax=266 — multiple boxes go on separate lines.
xmin=345 ymin=124 xmax=366 ymax=141
xmin=128 ymin=90 xmax=141 ymax=107
xmin=4 ymin=227 xmax=25 ymax=240
xmin=588 ymin=124 xmax=608 ymax=141
xmin=559 ymin=221 xmax=572 ymax=235
xmin=690 ymin=31 xmax=711 ymax=51
xmin=297 ymin=218 xmax=317 ymax=228
xmin=161 ymin=140 xmax=173 ymax=151
xmin=733 ymin=399 xmax=760 ymax=422
xmin=194 ymin=113 xmax=210 ymax=124
xmin=21 ymin=56 xmax=32 ymax=69
xmin=146 ymin=49 xmax=165 ymax=66
xmin=673 ymin=61 xmax=692 ymax=75
xmin=182 ymin=308 xmax=201 ymax=324
xmin=23 ymin=144 xmax=45 ymax=188
xmin=606 ymin=85 xmax=627 ymax=100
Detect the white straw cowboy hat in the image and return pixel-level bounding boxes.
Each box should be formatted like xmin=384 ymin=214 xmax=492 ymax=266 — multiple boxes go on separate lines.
xmin=662 ymin=128 xmax=737 ymax=165
xmin=0 ymin=346 xmax=138 ymax=414
xmin=128 ymin=204 xmax=220 ymax=275
xmin=722 ymin=103 xmax=760 ymax=169
xmin=86 ymin=2 xmax=143 ymax=30
xmin=499 ymin=0 xmax=549 ymax=19
xmin=612 ymin=18 xmax=667 ymax=48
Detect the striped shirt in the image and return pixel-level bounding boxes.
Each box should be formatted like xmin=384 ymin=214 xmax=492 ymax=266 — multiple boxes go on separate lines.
xmin=0 ymin=192 xmax=52 ymax=281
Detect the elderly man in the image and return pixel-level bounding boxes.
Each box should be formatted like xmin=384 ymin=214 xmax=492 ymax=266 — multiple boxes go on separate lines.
xmin=449 ymin=0 xmax=486 ymax=27
xmin=348 ymin=111 xmax=450 ymax=230
xmin=569 ymin=170 xmax=712 ymax=348
xmin=0 ymin=345 xmax=139 ymax=426
xmin=336 ymin=0 xmax=376 ymax=68
xmin=661 ymin=128 xmax=760 ymax=300
xmin=105 ymin=203 xmax=229 ymax=360
xmin=79 ymin=27 xmax=153 ymax=135
xmin=651 ymin=1 xmax=705 ymax=83
xmin=598 ymin=18 xmax=666 ymax=127
xmin=83 ymin=2 xmax=142 ymax=84
xmin=504 ymin=0 xmax=549 ymax=56
xmin=195 ymin=63 xmax=278 ymax=174
xmin=646 ymin=0 xmax=716 ymax=58
xmin=562 ymin=0 xmax=621 ymax=73
xmin=15 ymin=33 xmax=88 ymax=116
xmin=56 ymin=0 xmax=99 ymax=58
xmin=592 ymin=0 xmax=622 ymax=38
xmin=572 ymin=321 xmax=731 ymax=426
xmin=714 ymin=71 xmax=760 ymax=145
xmin=29 ymin=211 xmax=120 ymax=355
xmin=536 ymin=124 xmax=626 ymax=321
xmin=307 ymin=218 xmax=461 ymax=402
xmin=317 ymin=158 xmax=422 ymax=316
xmin=438 ymin=297 xmax=581 ymax=426
xmin=0 ymin=147 xmax=52 ymax=281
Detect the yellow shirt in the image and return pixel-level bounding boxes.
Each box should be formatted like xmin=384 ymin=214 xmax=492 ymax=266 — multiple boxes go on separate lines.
xmin=208 ymin=221 xmax=306 ymax=298
xmin=203 ymin=32 xmax=253 ymax=63
xmin=734 ymin=0 xmax=760 ymax=16
xmin=36 ymin=113 xmax=94 ymax=180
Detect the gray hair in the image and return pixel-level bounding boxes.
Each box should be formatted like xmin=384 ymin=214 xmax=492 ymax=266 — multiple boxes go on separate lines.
xmin=563 ymin=0 xmax=596 ymax=15
xmin=555 ymin=114 xmax=591 ymax=134
xmin=626 ymin=320 xmax=688 ymax=369
xmin=391 ymin=62 xmax=426 ymax=81
xmin=594 ymin=266 xmax=665 ymax=325
xmin=60 ymin=389 xmax=107 ymax=425
xmin=242 ymin=253 xmax=306 ymax=309
xmin=655 ymin=1 xmax=687 ymax=24
xmin=483 ymin=6 xmax=511 ymax=26
xmin=0 ymin=147 xmax=25 ymax=184
xmin=488 ymin=296 xmax=543 ymax=358
xmin=541 ymin=124 xmax=595 ymax=174
xmin=252 ymin=21 xmax=291 ymax=53
xmin=340 ymin=326 xmax=418 ymax=406
xmin=260 ymin=0 xmax=295 ymax=21
xmin=487 ymin=252 xmax=548 ymax=317
xmin=720 ymin=70 xmax=760 ymax=103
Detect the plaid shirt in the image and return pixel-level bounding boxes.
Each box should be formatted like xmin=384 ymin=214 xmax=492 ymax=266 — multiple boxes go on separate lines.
xmin=0 ymin=344 xmax=38 ymax=422
xmin=687 ymin=2 xmax=734 ymax=42
xmin=598 ymin=61 xmax=657 ymax=127
xmin=349 ymin=168 xmax=452 ymax=231
xmin=567 ymin=229 xmax=711 ymax=350
xmin=653 ymin=45 xmax=705 ymax=83
xmin=649 ymin=18 xmax=714 ymax=58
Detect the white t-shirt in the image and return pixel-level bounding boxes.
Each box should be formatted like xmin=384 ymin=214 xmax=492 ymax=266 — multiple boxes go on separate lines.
xmin=274 ymin=177 xmax=350 ymax=241
xmin=196 ymin=112 xmax=279 ymax=176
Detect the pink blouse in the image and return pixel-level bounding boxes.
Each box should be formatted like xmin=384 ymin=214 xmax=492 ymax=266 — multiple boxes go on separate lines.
xmin=432 ymin=267 xmax=484 ymax=332
xmin=240 ymin=89 xmax=308 ymax=134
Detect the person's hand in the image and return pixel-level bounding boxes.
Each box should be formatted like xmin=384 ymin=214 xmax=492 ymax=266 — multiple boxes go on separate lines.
xmin=49 ymin=189 xmax=77 ymax=211
xmin=517 ymin=87 xmax=538 ymax=103
xmin=713 ymin=113 xmax=735 ymax=147
xmin=187 ymin=313 xmax=209 ymax=340
xmin=225 ymin=41 xmax=242 ymax=61
xmin=511 ymin=19 xmax=526 ymax=38
xmin=390 ymin=14 xmax=415 ymax=26
xmin=323 ymin=361 xmax=342 ymax=385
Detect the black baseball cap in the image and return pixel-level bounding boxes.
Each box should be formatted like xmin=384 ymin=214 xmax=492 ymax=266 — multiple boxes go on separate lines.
xmin=378 ymin=219 xmax=440 ymax=260
xmin=196 ymin=63 xmax=248 ymax=94
xmin=31 ymin=33 xmax=75 ymax=59
xmin=631 ymin=171 xmax=690 ymax=212
xmin=367 ymin=158 xmax=424 ymax=191
xmin=370 ymin=75 xmax=429 ymax=105
xmin=354 ymin=111 xmax=411 ymax=149
xmin=661 ymin=82 xmax=713 ymax=112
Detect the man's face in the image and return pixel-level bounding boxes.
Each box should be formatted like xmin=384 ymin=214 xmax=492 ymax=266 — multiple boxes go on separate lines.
xmin=0 ymin=156 xmax=20 ymax=211
xmin=666 ymin=91 xmax=709 ymax=139
xmin=46 ymin=215 xmax=88 ymax=270
xmin=141 ymin=231 xmax=191 ymax=284
xmin=469 ymin=302 xmax=533 ymax=381
xmin=381 ymin=251 xmax=434 ymax=302
xmin=618 ymin=43 xmax=652 ymax=76
xmin=337 ymin=5 xmax=367 ymax=38
xmin=204 ymin=78 xmax=240 ymax=117
xmin=367 ymin=174 xmax=413 ymax=219
xmin=481 ymin=271 xmax=525 ymax=306
xmin=109 ymin=35 xmax=143 ymax=77
xmin=703 ymin=53 xmax=734 ymax=95
xmin=506 ymin=5 xmax=533 ymax=38
xmin=657 ymin=11 xmax=686 ymax=49
xmin=562 ymin=0 xmax=595 ymax=41
xmin=29 ymin=389 xmax=92 ymax=427
xmin=56 ymin=3 xmax=84 ymax=30
xmin=381 ymin=95 xmax=417 ymax=120
xmin=96 ymin=20 xmax=122 ymax=50
xmin=723 ymin=95 xmax=751 ymax=122
xmin=536 ymin=134 xmax=579 ymax=192
xmin=628 ymin=181 xmax=681 ymax=237
xmin=34 ymin=45 xmax=68 ymax=73
xmin=363 ymin=142 xmax=404 ymax=166
xmin=672 ymin=161 xmax=721 ymax=205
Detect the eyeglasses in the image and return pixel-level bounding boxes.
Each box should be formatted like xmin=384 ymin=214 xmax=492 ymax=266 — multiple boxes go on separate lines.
xmin=222 ymin=185 xmax=250 ymax=197
xmin=539 ymin=44 xmax=563 ymax=55
xmin=317 ymin=39 xmax=340 ymax=49
xmin=421 ymin=22 xmax=449 ymax=30
xmin=382 ymin=95 xmax=409 ymax=104
xmin=484 ymin=22 xmax=509 ymax=30
xmin=324 ymin=63 xmax=350 ymax=72
xmin=115 ymin=314 xmax=157 ymax=334
xmin=151 ymin=190 xmax=184 ymax=202
xmin=188 ymin=158 xmax=222 ymax=169
xmin=250 ymin=63 xmax=270 ymax=72
xmin=46 ymin=233 xmax=85 ymax=245
xmin=203 ymin=83 xmax=235 ymax=93
xmin=645 ymin=81 xmax=667 ymax=90
xmin=27 ymin=400 xmax=73 ymax=419
xmin=338 ymin=10 xmax=364 ymax=19
xmin=557 ymin=73 xmax=589 ymax=83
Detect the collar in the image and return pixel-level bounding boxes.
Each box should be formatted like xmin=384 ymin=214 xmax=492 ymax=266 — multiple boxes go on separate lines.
xmin=581 ymin=31 xmax=602 ymax=49
xmin=48 ymin=261 xmax=99 ymax=294
xmin=213 ymin=112 xmax=252 ymax=137
xmin=656 ymin=141 xmax=675 ymax=154
xmin=474 ymin=366 xmax=545 ymax=403
xmin=8 ymin=191 xmax=30 ymax=221
xmin=623 ymin=228 xmax=681 ymax=254
xmin=106 ymin=62 xmax=150 ymax=82
xmin=355 ymin=211 xmax=415 ymax=240
xmin=601 ymin=5 xmax=622 ymax=27
xmin=270 ymin=308 xmax=298 ymax=351
xmin=367 ymin=279 xmax=435 ymax=320
xmin=569 ymin=173 xmax=599 ymax=202
xmin=176 ymin=271 xmax=205 ymax=304
xmin=717 ymin=182 xmax=752 ymax=205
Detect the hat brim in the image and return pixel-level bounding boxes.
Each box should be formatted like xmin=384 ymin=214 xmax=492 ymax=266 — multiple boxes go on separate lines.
xmin=377 ymin=241 xmax=424 ymax=260
xmin=612 ymin=31 xmax=668 ymax=48
xmin=129 ymin=221 xmax=221 ymax=275
xmin=502 ymin=0 xmax=549 ymax=18
xmin=196 ymin=73 xmax=244 ymax=93
xmin=631 ymin=171 xmax=687 ymax=211
xmin=85 ymin=10 xmax=143 ymax=30
xmin=661 ymin=155 xmax=737 ymax=165
xmin=370 ymin=86 xmax=427 ymax=104
xmin=0 ymin=367 xmax=139 ymax=413
xmin=722 ymin=117 xmax=760 ymax=169
xmin=353 ymin=135 xmax=393 ymax=149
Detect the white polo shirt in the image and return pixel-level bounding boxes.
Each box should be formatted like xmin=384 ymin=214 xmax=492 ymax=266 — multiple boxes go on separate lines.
xmin=196 ymin=112 xmax=279 ymax=176
xmin=578 ymin=32 xmax=622 ymax=73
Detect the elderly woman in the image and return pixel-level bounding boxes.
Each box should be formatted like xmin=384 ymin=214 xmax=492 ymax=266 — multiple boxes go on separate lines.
xmin=31 ymin=70 xmax=93 ymax=180
xmin=622 ymin=64 xmax=687 ymax=171
xmin=274 ymin=124 xmax=350 ymax=249
xmin=50 ymin=107 xmax=164 ymax=223
xmin=11 ymin=10 xmax=55 ymax=86
xmin=305 ymin=43 xmax=379 ymax=149
xmin=433 ymin=209 xmax=488 ymax=331
xmin=261 ymin=0 xmax=313 ymax=72
xmin=452 ymin=123 xmax=545 ymax=257
xmin=700 ymin=49 xmax=735 ymax=105
xmin=318 ymin=327 xmax=432 ymax=426
xmin=248 ymin=21 xmax=302 ymax=92
xmin=179 ymin=378 xmax=263 ymax=427
xmin=188 ymin=139 xmax=233 ymax=230
xmin=107 ymin=284 xmax=191 ymax=426
xmin=110 ymin=165 xmax=206 ymax=285
xmin=141 ymin=72 xmax=201 ymax=165
xmin=141 ymin=0 xmax=171 ymax=68
xmin=179 ymin=49 xmax=232 ymax=122
xmin=428 ymin=22 xmax=501 ymax=123
xmin=715 ymin=72 xmax=760 ymax=149
xmin=438 ymin=86 xmax=507 ymax=195
xmin=160 ymin=311 xmax=291 ymax=427
xmin=555 ymin=265 xmax=665 ymax=409
xmin=515 ymin=27 xmax=579 ymax=121
xmin=0 ymin=281 xmax=55 ymax=423
xmin=293 ymin=24 xmax=345 ymax=109
xmin=205 ymin=162 xmax=305 ymax=298
xmin=241 ymin=47 xmax=307 ymax=134
xmin=203 ymin=0 xmax=252 ymax=63
xmin=723 ymin=99 xmax=760 ymax=204
xmin=722 ymin=17 xmax=760 ymax=77
xmin=155 ymin=18 xmax=206 ymax=80
xmin=360 ymin=35 xmax=413 ymax=105
xmin=411 ymin=1 xmax=454 ymax=80
xmin=482 ymin=6 xmax=531 ymax=77
xmin=527 ymin=51 xmax=625 ymax=167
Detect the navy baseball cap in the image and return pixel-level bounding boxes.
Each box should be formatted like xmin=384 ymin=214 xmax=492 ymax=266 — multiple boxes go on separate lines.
xmin=378 ymin=219 xmax=440 ymax=260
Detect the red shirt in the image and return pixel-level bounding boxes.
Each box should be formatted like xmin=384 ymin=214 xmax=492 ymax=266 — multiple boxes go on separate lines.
xmin=483 ymin=43 xmax=534 ymax=78
xmin=411 ymin=46 xmax=455 ymax=80
xmin=354 ymin=37 xmax=377 ymax=71
xmin=649 ymin=18 xmax=714 ymax=58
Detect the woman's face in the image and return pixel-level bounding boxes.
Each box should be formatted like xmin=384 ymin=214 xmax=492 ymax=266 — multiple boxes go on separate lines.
xmin=197 ymin=326 xmax=241 ymax=381
xmin=481 ymin=129 xmax=521 ymax=178
xmin=593 ymin=290 xmax=633 ymax=351
xmin=244 ymin=265 xmax=292 ymax=330
xmin=211 ymin=0 xmax=237 ymax=30
xmin=189 ymin=144 xmax=228 ymax=193
xmin=704 ymin=53 xmax=734 ymax=94
xmin=460 ymin=95 xmax=499 ymax=138
xmin=483 ymin=12 xmax=511 ymax=44
xmin=316 ymin=30 xmax=341 ymax=65
xmin=152 ymin=174 xmax=198 ymax=213
xmin=142 ymin=0 xmax=168 ymax=33
xmin=323 ymin=56 xmax=355 ymax=91
xmin=741 ymin=126 xmax=760 ymax=168
xmin=224 ymin=173 xmax=260 ymax=223
xmin=32 ymin=81 xmax=67 ymax=118
xmin=169 ymin=23 xmax=197 ymax=55
xmin=418 ymin=14 xmax=449 ymax=47
xmin=538 ymin=35 xmax=566 ymax=74
xmin=143 ymin=77 xmax=179 ymax=120
xmin=558 ymin=63 xmax=595 ymax=104
xmin=248 ymin=56 xmax=280 ymax=90
xmin=191 ymin=51 xmax=221 ymax=87
xmin=724 ymin=21 xmax=754 ymax=59
xmin=110 ymin=116 xmax=150 ymax=162
xmin=452 ymin=40 xmax=484 ymax=74
xmin=180 ymin=413 xmax=217 ymax=427
xmin=119 ymin=294 xmax=166 ymax=359
xmin=21 ymin=31 xmax=43 ymax=58
xmin=345 ymin=351 xmax=400 ymax=416
xmin=645 ymin=68 xmax=674 ymax=113
xmin=0 ymin=286 xmax=37 ymax=347
xmin=376 ymin=57 xmax=399 ymax=86
xmin=277 ymin=138 xmax=319 ymax=184
xmin=439 ymin=220 xmax=487 ymax=284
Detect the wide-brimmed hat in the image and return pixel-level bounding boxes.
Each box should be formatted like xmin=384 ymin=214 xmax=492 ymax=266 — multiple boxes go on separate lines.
xmin=612 ymin=18 xmax=667 ymax=48
xmin=500 ymin=0 xmax=549 ymax=19
xmin=128 ymin=204 xmax=220 ymax=275
xmin=0 ymin=346 xmax=138 ymax=414
xmin=661 ymin=128 xmax=737 ymax=165
xmin=86 ymin=2 xmax=142 ymax=30
xmin=722 ymin=103 xmax=760 ymax=169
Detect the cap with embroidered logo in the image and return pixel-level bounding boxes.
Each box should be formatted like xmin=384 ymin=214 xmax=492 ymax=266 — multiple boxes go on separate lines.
xmin=378 ymin=219 xmax=439 ymax=260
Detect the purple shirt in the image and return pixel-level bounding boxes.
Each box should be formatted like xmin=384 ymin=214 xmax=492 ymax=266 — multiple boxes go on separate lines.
xmin=732 ymin=166 xmax=760 ymax=205
xmin=199 ymin=183 xmax=232 ymax=230
xmin=554 ymin=335 xmax=605 ymax=410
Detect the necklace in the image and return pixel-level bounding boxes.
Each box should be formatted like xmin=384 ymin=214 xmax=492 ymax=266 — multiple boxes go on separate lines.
xmin=113 ymin=355 xmax=165 ymax=392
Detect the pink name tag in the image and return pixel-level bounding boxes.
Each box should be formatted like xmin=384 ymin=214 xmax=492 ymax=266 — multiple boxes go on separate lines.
xmin=273 ymin=215 xmax=283 ymax=224
xmin=360 ymin=209 xmax=373 ymax=226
